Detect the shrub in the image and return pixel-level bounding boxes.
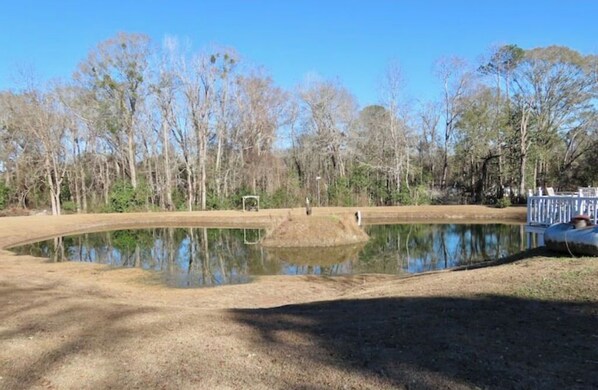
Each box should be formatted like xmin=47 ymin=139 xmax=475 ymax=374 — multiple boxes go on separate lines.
xmin=391 ymin=185 xmax=431 ymax=206
xmin=108 ymin=181 xmax=145 ymax=212
xmin=496 ymin=197 xmax=512 ymax=208
xmin=171 ymin=189 xmax=188 ymax=211
xmin=61 ymin=200 xmax=77 ymax=213
xmin=391 ymin=186 xmax=413 ymax=205
xmin=262 ymin=187 xmax=299 ymax=209
xmin=411 ymin=185 xmax=432 ymax=205
xmin=328 ymin=177 xmax=353 ymax=206
xmin=0 ymin=182 xmax=10 ymax=210
xmin=207 ymin=190 xmax=233 ymax=210
xmin=231 ymin=187 xmax=253 ymax=210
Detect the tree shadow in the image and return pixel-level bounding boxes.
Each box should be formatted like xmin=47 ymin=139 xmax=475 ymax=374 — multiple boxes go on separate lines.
xmin=0 ymin=284 xmax=159 ymax=389
xmin=453 ymin=246 xmax=562 ymax=271
xmin=2 ymin=274 xmax=597 ymax=388
xmin=231 ymin=295 xmax=598 ymax=389
xmin=0 ymin=283 xmax=225 ymax=389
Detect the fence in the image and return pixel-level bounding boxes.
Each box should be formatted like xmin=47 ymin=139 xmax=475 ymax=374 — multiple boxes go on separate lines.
xmin=527 ymin=195 xmax=598 ymax=227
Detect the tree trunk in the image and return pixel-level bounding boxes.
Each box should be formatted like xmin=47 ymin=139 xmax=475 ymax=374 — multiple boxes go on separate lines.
xmin=127 ymin=129 xmax=137 ymax=189
xmin=161 ymin=114 xmax=174 ymax=210
xmin=47 ymin=169 xmax=58 ymax=215
xmin=533 ymin=159 xmax=538 ymax=190
xmin=198 ymin=133 xmax=207 ymax=210
xmin=498 ymin=144 xmax=503 ymax=188
xmin=519 ymin=153 xmax=527 ymax=198
xmin=518 ymin=105 xmax=530 ymax=198
xmin=45 ymin=157 xmax=60 ymax=216
xmin=186 ymin=164 xmax=194 ymax=211
xmin=103 ymin=159 xmax=111 ymax=205
xmin=80 ymin=165 xmax=88 ymax=212
xmin=215 ymin=89 xmax=228 ymax=198
xmin=74 ymin=170 xmax=81 ymax=212
xmin=441 ymin=151 xmax=449 ymax=190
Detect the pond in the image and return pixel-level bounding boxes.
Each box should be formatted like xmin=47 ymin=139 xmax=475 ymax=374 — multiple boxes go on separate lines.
xmin=10 ymin=224 xmax=527 ymax=288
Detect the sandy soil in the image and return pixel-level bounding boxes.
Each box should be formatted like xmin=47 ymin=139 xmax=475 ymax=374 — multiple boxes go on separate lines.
xmin=1 ymin=206 xmax=597 ymax=389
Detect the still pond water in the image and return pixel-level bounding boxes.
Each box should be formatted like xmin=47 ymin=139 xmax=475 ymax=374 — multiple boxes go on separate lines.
xmin=12 ymin=224 xmax=527 ymax=288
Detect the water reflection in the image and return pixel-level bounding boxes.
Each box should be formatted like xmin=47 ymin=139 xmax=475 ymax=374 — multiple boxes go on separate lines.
xmin=265 ymin=244 xmax=366 ymax=276
xmin=360 ymin=224 xmax=527 ymax=274
xmin=17 ymin=228 xmax=269 ymax=287
xmin=11 ymin=224 xmax=527 ymax=287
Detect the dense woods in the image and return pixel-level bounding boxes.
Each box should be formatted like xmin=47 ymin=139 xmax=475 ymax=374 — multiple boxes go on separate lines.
xmin=0 ymin=33 xmax=596 ymax=214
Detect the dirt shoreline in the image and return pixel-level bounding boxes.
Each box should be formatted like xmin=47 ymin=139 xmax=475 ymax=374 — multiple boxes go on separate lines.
xmin=1 ymin=206 xmax=597 ymax=389
xmin=0 ymin=205 xmax=526 ymax=249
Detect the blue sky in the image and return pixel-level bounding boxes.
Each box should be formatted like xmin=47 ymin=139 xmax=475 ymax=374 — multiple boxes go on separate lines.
xmin=1 ymin=1 xmax=596 ymax=106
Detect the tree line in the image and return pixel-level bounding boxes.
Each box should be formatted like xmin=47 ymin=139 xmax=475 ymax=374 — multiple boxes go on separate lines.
xmin=0 ymin=33 xmax=596 ymax=214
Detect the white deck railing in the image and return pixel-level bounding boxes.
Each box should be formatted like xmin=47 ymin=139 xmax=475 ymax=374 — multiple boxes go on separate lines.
xmin=527 ymin=195 xmax=598 ymax=227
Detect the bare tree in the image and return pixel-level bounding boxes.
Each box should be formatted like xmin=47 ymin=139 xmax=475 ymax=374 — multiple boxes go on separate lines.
xmin=416 ymin=102 xmax=441 ymax=187
xmin=150 ymin=39 xmax=181 ymax=210
xmin=435 ymin=56 xmax=473 ymax=189
xmin=511 ymin=46 xmax=596 ymax=193
xmin=212 ymin=50 xmax=238 ymax=198
xmin=3 ymin=88 xmax=68 ymax=214
xmin=298 ymin=78 xmax=357 ymax=189
xmin=235 ymin=72 xmax=286 ymax=193
xmin=178 ymin=52 xmax=217 ymax=210
xmin=75 ymin=32 xmax=151 ymax=189
xmin=380 ymin=62 xmax=413 ymax=193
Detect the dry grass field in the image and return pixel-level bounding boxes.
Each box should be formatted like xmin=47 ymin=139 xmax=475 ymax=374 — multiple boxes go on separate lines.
xmin=1 ymin=206 xmax=597 ymax=389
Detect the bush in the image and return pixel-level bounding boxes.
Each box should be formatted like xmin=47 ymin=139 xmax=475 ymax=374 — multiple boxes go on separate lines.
xmin=108 ymin=181 xmax=146 ymax=212
xmin=496 ymin=197 xmax=512 ymax=208
xmin=328 ymin=177 xmax=353 ymax=206
xmin=391 ymin=186 xmax=413 ymax=205
xmin=61 ymin=200 xmax=77 ymax=213
xmin=391 ymin=185 xmax=431 ymax=206
xmin=171 ymin=189 xmax=188 ymax=211
xmin=228 ymin=187 xmax=251 ymax=209
xmin=0 ymin=182 xmax=10 ymax=210
xmin=411 ymin=185 xmax=432 ymax=205
xmin=207 ymin=190 xmax=233 ymax=210
xmin=262 ymin=187 xmax=299 ymax=209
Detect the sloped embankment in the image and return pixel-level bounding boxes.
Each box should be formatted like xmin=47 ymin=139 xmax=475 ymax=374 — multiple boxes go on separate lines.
xmin=261 ymin=214 xmax=369 ymax=247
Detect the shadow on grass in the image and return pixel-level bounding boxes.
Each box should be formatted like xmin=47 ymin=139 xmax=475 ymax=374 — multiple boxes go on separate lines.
xmin=0 ymin=285 xmax=159 ymax=389
xmin=231 ymin=295 xmax=598 ymax=389
xmin=452 ymin=246 xmax=562 ymax=272
xmin=0 ymin=282 xmax=228 ymax=389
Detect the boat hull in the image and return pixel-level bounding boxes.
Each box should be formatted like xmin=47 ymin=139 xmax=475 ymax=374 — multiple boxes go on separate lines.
xmin=544 ymin=223 xmax=598 ymax=256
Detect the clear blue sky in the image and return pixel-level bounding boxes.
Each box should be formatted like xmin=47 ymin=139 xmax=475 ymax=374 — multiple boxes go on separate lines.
xmin=1 ymin=1 xmax=596 ymax=106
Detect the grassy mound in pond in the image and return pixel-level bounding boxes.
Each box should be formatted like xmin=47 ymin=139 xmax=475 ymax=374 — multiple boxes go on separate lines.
xmin=261 ymin=214 xmax=369 ymax=247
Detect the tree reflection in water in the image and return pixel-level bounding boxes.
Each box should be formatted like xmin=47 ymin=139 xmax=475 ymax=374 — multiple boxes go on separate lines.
xmin=12 ymin=224 xmax=527 ymax=287
xmin=360 ymin=224 xmax=527 ymax=273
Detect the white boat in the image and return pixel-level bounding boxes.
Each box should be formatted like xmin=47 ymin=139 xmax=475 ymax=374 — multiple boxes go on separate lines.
xmin=544 ymin=218 xmax=598 ymax=256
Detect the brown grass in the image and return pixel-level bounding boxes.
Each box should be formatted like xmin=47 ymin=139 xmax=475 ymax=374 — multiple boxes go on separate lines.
xmin=1 ymin=206 xmax=597 ymax=389
xmin=261 ymin=214 xmax=369 ymax=247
